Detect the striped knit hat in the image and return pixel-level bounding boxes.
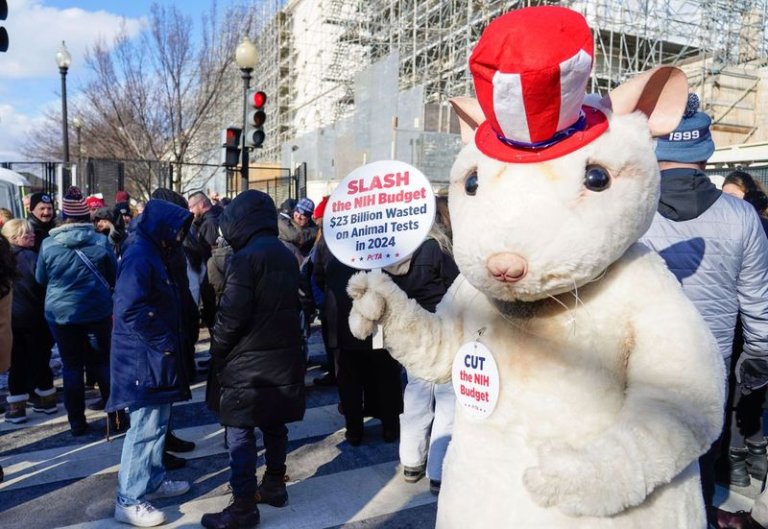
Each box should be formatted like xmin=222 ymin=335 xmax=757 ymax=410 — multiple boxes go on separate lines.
xmin=61 ymin=186 xmax=91 ymax=221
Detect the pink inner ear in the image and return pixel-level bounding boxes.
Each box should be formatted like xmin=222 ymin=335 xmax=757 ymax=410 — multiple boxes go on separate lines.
xmin=450 ymin=97 xmax=486 ymax=145
xmin=605 ymin=67 xmax=688 ymax=137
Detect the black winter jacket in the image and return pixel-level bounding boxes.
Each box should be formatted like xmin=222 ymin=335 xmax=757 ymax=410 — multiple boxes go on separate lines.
xmin=10 ymin=246 xmax=47 ymax=329
xmin=28 ymin=214 xmax=55 ymax=253
xmin=209 ymin=190 xmax=306 ymax=428
xmin=321 ymin=255 xmax=372 ymax=351
xmin=386 ymin=239 xmax=459 ymax=313
xmin=195 ymin=205 xmax=223 ymax=259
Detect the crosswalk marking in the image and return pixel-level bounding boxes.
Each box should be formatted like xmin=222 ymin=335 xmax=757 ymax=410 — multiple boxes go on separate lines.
xmin=0 ymin=404 xmax=347 ymax=492
xmin=0 ymin=382 xmax=210 ymax=432
xmin=57 ymin=462 xmax=436 ymax=529
xmin=0 ymin=330 xmax=755 ymax=528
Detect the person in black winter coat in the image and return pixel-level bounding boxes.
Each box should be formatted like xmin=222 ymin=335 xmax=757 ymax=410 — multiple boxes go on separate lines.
xmin=2 ymin=219 xmax=56 ymax=422
xmin=188 ymin=191 xmax=222 ymax=258
xmin=93 ymin=206 xmax=127 ymax=259
xmin=202 ymin=190 xmax=306 ymax=529
xmin=188 ymin=191 xmax=222 ymax=332
xmin=27 ymin=192 xmax=56 ymax=252
xmin=320 ymin=255 xmax=404 ymax=446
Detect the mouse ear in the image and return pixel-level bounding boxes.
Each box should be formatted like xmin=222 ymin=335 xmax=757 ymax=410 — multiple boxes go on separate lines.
xmin=450 ymin=97 xmax=485 ymax=145
xmin=600 ymin=66 xmax=689 ymax=137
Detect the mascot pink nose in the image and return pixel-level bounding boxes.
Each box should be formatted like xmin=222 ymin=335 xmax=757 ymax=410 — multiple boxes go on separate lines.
xmin=487 ymin=253 xmax=528 ymax=283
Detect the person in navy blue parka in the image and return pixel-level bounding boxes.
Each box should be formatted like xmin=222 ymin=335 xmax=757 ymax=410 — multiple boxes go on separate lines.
xmin=107 ymin=199 xmax=194 ymax=527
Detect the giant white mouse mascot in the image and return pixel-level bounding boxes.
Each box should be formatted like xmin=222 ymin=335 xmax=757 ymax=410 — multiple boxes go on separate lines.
xmin=348 ymin=6 xmax=725 ymax=529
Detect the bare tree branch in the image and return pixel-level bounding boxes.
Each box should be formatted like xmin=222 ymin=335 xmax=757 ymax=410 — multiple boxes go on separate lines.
xmin=24 ymin=1 xmax=257 ymax=197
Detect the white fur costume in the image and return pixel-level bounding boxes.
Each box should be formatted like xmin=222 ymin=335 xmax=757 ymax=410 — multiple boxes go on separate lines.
xmin=347 ymin=68 xmax=725 ymax=528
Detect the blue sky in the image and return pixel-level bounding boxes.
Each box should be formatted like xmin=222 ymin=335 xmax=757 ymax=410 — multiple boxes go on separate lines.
xmin=0 ymin=0 xmax=238 ymax=160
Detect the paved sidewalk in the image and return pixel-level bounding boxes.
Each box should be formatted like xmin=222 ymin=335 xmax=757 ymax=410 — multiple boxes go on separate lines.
xmin=0 ymin=327 xmax=756 ymax=528
xmin=0 ymin=329 xmax=438 ymax=529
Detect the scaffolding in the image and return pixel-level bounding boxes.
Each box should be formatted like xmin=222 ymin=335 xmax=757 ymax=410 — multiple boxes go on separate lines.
xmin=248 ymin=0 xmax=768 ymax=165
xmin=252 ymin=2 xmax=295 ymax=164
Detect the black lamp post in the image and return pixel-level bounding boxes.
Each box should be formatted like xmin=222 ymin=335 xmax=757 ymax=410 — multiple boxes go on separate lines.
xmin=235 ymin=36 xmax=257 ymax=193
xmin=73 ymin=115 xmax=83 ymax=190
xmin=56 ymin=41 xmax=72 ymax=188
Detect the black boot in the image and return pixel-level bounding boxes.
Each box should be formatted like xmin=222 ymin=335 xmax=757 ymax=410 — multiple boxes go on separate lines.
xmin=747 ymin=439 xmax=768 ymax=481
xmin=166 ymin=430 xmax=196 ymax=453
xmin=255 ymin=469 xmax=288 ymax=507
xmin=163 ymin=451 xmax=187 ymax=470
xmin=201 ymin=496 xmax=260 ymax=529
xmin=728 ymin=448 xmax=752 ymax=487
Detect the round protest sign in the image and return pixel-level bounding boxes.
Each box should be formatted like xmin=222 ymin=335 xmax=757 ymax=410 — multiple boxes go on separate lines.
xmin=324 ymin=160 xmax=435 ymax=270
xmin=451 ymin=341 xmax=500 ymax=419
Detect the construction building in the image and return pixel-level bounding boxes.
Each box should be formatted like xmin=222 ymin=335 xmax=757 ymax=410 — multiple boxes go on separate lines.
xmin=233 ymin=0 xmax=768 ymax=190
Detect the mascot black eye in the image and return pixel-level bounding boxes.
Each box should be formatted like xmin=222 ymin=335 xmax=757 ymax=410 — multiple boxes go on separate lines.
xmin=584 ymin=165 xmax=611 ymax=192
xmin=465 ymin=171 xmax=479 ymax=196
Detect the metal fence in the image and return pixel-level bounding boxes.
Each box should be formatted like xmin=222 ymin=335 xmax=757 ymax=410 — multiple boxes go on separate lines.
xmin=1 ymin=158 xmax=307 ymax=207
xmin=226 ymin=162 xmax=306 ymax=208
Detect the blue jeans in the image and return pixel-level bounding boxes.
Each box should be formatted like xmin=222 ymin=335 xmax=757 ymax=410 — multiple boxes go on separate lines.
xmin=399 ymin=373 xmax=455 ymax=481
xmin=226 ymin=424 xmax=288 ymax=498
xmin=117 ymin=404 xmax=171 ymax=505
xmin=50 ymin=318 xmax=112 ymax=429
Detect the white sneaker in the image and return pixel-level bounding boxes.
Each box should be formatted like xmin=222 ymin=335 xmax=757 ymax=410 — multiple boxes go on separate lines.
xmin=145 ymin=479 xmax=190 ymax=500
xmin=114 ymin=501 xmax=166 ymax=527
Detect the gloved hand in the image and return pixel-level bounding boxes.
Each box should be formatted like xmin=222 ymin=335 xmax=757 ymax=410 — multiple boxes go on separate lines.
xmin=736 ymin=355 xmax=768 ymax=395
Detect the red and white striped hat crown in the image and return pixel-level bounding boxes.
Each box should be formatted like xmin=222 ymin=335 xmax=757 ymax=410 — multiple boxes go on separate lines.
xmin=469 ymin=6 xmax=608 ymax=163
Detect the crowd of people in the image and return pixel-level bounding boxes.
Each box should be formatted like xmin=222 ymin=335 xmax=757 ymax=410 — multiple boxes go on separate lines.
xmin=2 ymin=95 xmax=768 ymax=528
xmin=0 ymin=184 xmax=458 ymax=528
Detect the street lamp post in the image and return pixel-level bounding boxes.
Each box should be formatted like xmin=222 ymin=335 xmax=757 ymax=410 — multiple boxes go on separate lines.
xmin=73 ymin=115 xmax=83 ymax=190
xmin=56 ymin=41 xmax=72 ymax=188
xmin=235 ymin=36 xmax=258 ymax=193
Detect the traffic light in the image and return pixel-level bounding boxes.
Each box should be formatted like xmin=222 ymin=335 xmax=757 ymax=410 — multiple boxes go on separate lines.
xmin=0 ymin=1 xmax=9 ymax=53
xmin=244 ymin=90 xmax=267 ymax=149
xmin=221 ymin=126 xmax=242 ymax=167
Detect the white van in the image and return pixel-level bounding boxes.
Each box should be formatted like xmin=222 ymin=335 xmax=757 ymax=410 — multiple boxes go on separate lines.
xmin=0 ymin=167 xmax=31 ymax=218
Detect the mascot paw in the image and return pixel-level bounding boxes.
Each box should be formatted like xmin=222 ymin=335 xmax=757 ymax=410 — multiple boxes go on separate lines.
xmin=347 ymin=271 xmax=371 ymax=300
xmin=524 ymin=441 xmax=633 ymax=517
xmin=349 ymin=308 xmax=375 ymax=340
xmin=347 ymin=272 xmax=387 ymax=340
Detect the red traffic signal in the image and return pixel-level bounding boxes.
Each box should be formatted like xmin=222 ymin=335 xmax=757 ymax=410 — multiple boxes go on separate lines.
xmin=224 ymin=126 xmax=241 ymax=147
xmin=250 ymin=91 xmax=267 ymax=108
xmin=245 ymin=90 xmax=267 ymax=149
xmin=221 ymin=126 xmax=242 ymax=167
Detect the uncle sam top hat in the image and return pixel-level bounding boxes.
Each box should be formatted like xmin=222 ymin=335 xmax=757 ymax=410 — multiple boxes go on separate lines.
xmin=469 ymin=6 xmax=608 ymax=163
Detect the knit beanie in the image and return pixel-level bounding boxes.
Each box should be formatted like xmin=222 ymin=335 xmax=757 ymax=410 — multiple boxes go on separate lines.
xmin=115 ymin=201 xmax=133 ymax=219
xmin=655 ymin=93 xmax=715 ymax=164
xmin=29 ymin=192 xmax=53 ymax=212
xmin=61 ymin=186 xmax=91 ymax=221
xmin=280 ymin=198 xmax=297 ymax=215
xmin=92 ymin=206 xmax=115 ymax=222
xmin=115 ymin=190 xmax=130 ymax=203
xmin=85 ymin=195 xmax=105 ymax=210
